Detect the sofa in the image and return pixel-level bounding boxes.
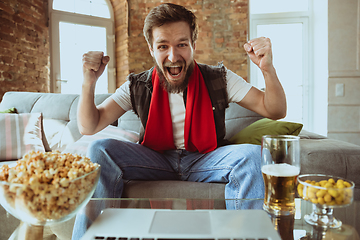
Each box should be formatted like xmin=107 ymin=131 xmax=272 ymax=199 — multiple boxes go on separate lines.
xmin=1 ymin=91 xmax=360 ymax=240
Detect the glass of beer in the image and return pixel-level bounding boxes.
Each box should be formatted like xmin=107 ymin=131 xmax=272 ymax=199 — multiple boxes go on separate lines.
xmin=261 ymin=135 xmax=300 ymax=216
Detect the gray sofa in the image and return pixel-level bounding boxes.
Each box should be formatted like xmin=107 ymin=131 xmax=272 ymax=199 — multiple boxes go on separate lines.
xmin=1 ymin=91 xmax=360 ymax=240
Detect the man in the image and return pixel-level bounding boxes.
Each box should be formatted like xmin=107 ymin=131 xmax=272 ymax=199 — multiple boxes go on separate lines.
xmin=73 ymin=3 xmax=286 ymax=239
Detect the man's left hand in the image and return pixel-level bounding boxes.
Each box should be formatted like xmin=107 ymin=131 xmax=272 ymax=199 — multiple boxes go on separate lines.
xmin=244 ymin=37 xmax=274 ymax=72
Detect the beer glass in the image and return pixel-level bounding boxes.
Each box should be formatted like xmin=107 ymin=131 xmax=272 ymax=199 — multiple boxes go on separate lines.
xmin=261 ymin=135 xmax=300 ymax=216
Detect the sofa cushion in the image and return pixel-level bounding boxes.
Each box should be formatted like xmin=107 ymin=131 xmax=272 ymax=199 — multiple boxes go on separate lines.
xmin=298 ymin=129 xmax=327 ymax=139
xmin=123 ymin=180 xmax=225 ymax=200
xmin=224 ymin=103 xmax=264 ymax=140
xmin=42 ymin=119 xmax=78 ymax=152
xmin=63 ymin=125 xmax=140 ymax=156
xmin=229 ymin=118 xmax=303 ymax=145
xmin=300 ymin=138 xmax=360 ymax=200
xmin=118 ymin=111 xmax=142 ymax=133
xmin=0 ymin=113 xmax=45 ymax=161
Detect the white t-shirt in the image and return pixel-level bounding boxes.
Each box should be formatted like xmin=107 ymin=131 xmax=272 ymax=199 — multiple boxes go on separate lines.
xmin=111 ymin=68 xmax=252 ymax=149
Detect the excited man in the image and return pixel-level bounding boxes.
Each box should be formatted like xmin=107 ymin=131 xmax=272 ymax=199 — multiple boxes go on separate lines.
xmin=72 ymin=3 xmax=286 ymax=239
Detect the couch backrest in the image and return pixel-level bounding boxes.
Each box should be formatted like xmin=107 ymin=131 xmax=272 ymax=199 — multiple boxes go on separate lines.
xmin=224 ymin=102 xmax=263 ymax=139
xmin=0 ymin=92 xmax=111 ymax=152
xmin=0 ymin=92 xmax=263 ymax=151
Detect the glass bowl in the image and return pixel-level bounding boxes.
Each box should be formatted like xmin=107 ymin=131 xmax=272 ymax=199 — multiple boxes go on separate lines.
xmin=0 ymin=165 xmax=100 ymax=226
xmin=297 ymin=174 xmax=354 ymax=228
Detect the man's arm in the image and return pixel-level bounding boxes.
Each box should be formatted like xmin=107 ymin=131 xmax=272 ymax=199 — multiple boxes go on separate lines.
xmin=78 ymin=51 xmax=126 ymax=135
xmin=238 ymin=37 xmax=287 ymax=120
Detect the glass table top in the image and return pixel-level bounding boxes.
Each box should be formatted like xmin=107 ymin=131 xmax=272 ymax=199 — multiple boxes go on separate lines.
xmin=77 ymin=198 xmax=360 ymax=240
xmin=2 ymin=198 xmax=359 ymax=240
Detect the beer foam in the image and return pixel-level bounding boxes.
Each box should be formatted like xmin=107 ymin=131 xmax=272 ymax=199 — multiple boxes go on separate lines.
xmin=261 ymin=163 xmax=300 ymax=177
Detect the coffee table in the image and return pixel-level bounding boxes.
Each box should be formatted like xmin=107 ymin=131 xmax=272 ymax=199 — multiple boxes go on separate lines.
xmin=77 ymin=198 xmax=359 ymax=240
xmin=2 ymin=198 xmax=360 ymax=240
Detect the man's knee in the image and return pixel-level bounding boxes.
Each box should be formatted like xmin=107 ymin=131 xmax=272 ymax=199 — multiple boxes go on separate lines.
xmin=226 ymin=144 xmax=261 ymax=159
xmin=86 ymin=139 xmax=118 ymax=163
xmin=230 ymin=144 xmax=262 ymax=170
xmin=88 ymin=138 xmax=111 ymax=151
xmin=87 ymin=139 xmax=105 ymax=155
xmin=238 ymin=143 xmax=261 ymax=153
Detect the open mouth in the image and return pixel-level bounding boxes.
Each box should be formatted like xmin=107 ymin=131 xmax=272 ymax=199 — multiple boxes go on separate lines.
xmin=166 ymin=66 xmax=183 ymax=78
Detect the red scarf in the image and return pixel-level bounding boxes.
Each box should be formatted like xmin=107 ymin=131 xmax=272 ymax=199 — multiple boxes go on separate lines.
xmin=141 ymin=61 xmax=217 ymax=153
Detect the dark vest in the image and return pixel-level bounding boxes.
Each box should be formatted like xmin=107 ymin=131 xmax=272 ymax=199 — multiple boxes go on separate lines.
xmin=128 ymin=63 xmax=230 ymax=149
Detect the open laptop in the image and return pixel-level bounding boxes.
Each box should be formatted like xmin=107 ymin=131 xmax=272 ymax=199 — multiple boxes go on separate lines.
xmin=81 ymin=208 xmax=281 ymax=240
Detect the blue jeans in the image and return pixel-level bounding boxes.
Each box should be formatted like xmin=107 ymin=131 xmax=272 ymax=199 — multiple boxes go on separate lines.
xmin=71 ymin=139 xmax=264 ymax=240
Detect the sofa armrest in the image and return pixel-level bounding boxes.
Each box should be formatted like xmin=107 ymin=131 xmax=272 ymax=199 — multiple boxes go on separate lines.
xmin=300 ymin=138 xmax=360 ymax=200
xmin=299 ymin=129 xmax=327 ymax=139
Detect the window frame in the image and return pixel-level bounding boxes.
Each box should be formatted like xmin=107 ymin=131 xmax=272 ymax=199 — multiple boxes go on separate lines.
xmin=249 ymin=8 xmax=314 ymax=131
xmin=49 ymin=0 xmax=116 ymax=93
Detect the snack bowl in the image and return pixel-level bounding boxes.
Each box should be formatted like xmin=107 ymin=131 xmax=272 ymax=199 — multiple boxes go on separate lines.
xmin=0 ymin=165 xmax=100 ymax=226
xmin=0 ymin=150 xmax=101 ymax=237
xmin=297 ymin=174 xmax=354 ymax=228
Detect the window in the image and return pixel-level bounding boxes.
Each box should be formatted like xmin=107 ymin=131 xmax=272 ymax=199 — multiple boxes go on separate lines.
xmin=249 ymin=0 xmax=328 ymax=135
xmin=50 ymin=0 xmax=115 ymax=94
xmin=250 ymin=0 xmax=309 ymax=14
xmin=53 ymin=0 xmax=111 ymax=18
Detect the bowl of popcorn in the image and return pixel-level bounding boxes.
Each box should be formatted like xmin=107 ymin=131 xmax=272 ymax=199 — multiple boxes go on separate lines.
xmin=297 ymin=174 xmax=354 ymax=228
xmin=0 ymin=150 xmax=100 ymax=227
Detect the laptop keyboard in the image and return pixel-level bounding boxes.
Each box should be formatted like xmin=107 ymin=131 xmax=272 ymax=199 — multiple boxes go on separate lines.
xmin=93 ymin=237 xmax=270 ymax=240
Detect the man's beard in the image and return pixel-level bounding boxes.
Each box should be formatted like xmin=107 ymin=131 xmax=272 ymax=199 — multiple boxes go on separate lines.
xmin=155 ymin=60 xmax=195 ymax=94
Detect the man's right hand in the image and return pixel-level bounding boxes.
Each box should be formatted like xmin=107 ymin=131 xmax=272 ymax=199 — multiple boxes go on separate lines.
xmin=82 ymin=51 xmax=110 ymax=86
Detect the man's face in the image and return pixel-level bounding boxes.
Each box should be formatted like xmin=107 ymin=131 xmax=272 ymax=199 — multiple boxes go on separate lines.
xmin=149 ymin=21 xmax=195 ymax=93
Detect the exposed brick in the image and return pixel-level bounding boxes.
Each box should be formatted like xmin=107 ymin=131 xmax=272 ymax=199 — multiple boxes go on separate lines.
xmin=0 ymin=2 xmax=15 ymax=15
xmin=22 ymin=6 xmax=41 ymax=20
xmin=0 ymin=38 xmax=12 ymax=50
xmin=0 ymin=56 xmax=13 ymax=64
xmin=215 ymin=38 xmax=224 ymax=44
xmin=17 ymin=0 xmax=32 ymax=10
xmin=0 ymin=0 xmax=49 ymax=99
xmin=0 ymin=24 xmax=15 ymax=35
xmin=13 ymin=59 xmax=25 ymax=68
xmin=2 ymin=71 xmax=13 ymax=80
xmin=17 ymin=12 xmax=35 ymax=24
xmin=12 ymin=14 xmax=25 ymax=24
xmin=23 ymin=19 xmax=34 ymax=28
xmin=0 ymin=62 xmax=9 ymax=72
xmin=32 ymin=0 xmax=43 ymax=9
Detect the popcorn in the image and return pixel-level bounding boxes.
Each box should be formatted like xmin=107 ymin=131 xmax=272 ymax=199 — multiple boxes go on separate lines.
xmin=0 ymin=151 xmax=100 ymax=222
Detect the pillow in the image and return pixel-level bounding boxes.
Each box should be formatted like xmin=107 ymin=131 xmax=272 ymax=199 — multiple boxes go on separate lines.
xmin=41 ymin=119 xmax=79 ymax=152
xmin=0 ymin=113 xmax=45 ymax=161
xmin=63 ymin=125 xmax=140 ymax=156
xmin=0 ymin=107 xmax=17 ymax=113
xmin=229 ymin=118 xmax=303 ymax=145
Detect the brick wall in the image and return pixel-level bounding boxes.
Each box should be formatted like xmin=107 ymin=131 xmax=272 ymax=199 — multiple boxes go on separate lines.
xmin=0 ymin=0 xmax=50 ymax=101
xmin=112 ymin=0 xmax=129 ymax=88
xmin=112 ymin=0 xmax=249 ymax=87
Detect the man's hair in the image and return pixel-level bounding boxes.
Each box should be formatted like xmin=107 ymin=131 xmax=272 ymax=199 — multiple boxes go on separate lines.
xmin=143 ymin=3 xmax=198 ymax=48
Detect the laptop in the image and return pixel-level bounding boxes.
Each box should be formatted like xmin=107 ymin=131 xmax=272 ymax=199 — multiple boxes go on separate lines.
xmin=80 ymin=208 xmax=281 ymax=240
